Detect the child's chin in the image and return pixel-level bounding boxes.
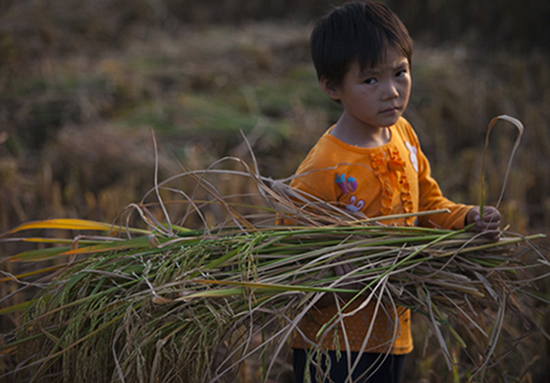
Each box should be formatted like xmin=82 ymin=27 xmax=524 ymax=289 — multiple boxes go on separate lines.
xmin=378 ymin=117 xmax=400 ymax=128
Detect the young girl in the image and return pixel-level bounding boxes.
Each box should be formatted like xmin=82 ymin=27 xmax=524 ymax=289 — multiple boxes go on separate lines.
xmin=289 ymin=1 xmax=501 ymax=382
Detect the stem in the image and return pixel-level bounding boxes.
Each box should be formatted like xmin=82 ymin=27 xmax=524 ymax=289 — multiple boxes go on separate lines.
xmin=479 ymin=115 xmax=524 ymax=219
xmin=315 ymin=228 xmax=467 ymax=340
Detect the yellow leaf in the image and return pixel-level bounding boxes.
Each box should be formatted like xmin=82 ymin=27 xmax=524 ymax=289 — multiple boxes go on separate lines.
xmin=0 ymin=264 xmax=66 ymax=283
xmin=1 ymin=219 xmax=149 ymax=237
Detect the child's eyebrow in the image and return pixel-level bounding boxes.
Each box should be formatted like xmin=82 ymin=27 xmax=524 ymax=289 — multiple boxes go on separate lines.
xmin=360 ymin=67 xmax=380 ymax=75
xmin=395 ymin=60 xmax=409 ymax=69
xmin=360 ymin=60 xmax=409 ymax=75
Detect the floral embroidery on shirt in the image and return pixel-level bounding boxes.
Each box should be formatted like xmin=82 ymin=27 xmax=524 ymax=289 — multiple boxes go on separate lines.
xmin=335 ymin=173 xmax=365 ymax=213
xmin=335 ymin=173 xmax=358 ymax=194
xmin=371 ymin=145 xmax=415 ymax=225
xmin=405 ymin=141 xmax=418 ymax=172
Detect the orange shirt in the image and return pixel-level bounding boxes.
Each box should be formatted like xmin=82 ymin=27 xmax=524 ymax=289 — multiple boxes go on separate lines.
xmin=289 ymin=117 xmax=471 ymax=354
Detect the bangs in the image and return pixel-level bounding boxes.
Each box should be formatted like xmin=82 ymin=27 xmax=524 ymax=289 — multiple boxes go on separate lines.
xmin=355 ymin=13 xmax=412 ymax=70
xmin=311 ymin=1 xmax=413 ymax=85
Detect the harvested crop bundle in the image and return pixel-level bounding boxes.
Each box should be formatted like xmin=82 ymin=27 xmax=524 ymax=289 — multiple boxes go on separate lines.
xmin=1 ymin=154 xmax=547 ymax=383
xmin=1 ymin=117 xmax=548 ymax=382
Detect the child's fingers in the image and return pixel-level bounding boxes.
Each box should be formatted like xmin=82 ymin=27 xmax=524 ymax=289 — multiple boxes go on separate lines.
xmin=468 ymin=207 xmax=501 ymax=229
xmin=332 ymin=258 xmax=364 ymax=291
xmin=473 ymin=222 xmax=499 ymax=233
xmin=478 ymin=216 xmax=500 ymax=227
xmin=332 ymin=257 xmax=355 ymax=276
xmin=466 ymin=206 xmax=501 ymax=242
xmin=478 ymin=209 xmax=501 ymax=230
xmin=472 ymin=218 xmax=500 ymax=230
xmin=481 ymin=206 xmax=501 ymax=221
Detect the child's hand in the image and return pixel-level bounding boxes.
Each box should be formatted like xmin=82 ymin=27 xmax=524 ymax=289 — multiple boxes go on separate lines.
xmin=465 ymin=206 xmax=501 ymax=241
xmin=333 ymin=257 xmax=365 ymax=292
xmin=315 ymin=257 xmax=363 ymax=308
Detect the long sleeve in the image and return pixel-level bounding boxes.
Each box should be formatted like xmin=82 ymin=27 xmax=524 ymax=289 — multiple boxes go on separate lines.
xmin=289 ymin=118 xmax=471 ymax=230
xmin=403 ymin=125 xmax=471 ymax=230
xmin=287 ymin=118 xmax=471 ymax=354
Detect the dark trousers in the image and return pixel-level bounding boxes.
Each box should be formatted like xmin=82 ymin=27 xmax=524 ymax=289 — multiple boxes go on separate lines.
xmin=293 ymin=348 xmax=405 ymax=383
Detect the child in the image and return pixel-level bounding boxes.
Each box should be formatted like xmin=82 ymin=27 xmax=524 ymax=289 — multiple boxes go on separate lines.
xmin=289 ymin=1 xmax=501 ymax=382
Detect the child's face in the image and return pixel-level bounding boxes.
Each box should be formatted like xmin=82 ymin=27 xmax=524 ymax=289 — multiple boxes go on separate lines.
xmin=323 ymin=47 xmax=411 ymax=132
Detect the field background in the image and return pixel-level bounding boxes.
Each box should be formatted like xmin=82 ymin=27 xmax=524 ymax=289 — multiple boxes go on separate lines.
xmin=1 ymin=0 xmax=549 ymax=382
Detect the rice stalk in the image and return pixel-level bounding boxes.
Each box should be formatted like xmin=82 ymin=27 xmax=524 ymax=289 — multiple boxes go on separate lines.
xmin=0 ymin=122 xmax=548 ymax=382
xmin=479 ymin=115 xmax=524 ymax=219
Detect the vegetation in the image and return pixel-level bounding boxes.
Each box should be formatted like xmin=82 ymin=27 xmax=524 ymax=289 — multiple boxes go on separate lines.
xmin=0 ymin=161 xmax=547 ymax=382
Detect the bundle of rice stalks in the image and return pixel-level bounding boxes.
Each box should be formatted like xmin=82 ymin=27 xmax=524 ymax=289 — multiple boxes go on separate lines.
xmin=0 ymin=118 xmax=548 ymax=382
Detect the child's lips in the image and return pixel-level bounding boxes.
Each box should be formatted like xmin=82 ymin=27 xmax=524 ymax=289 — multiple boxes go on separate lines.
xmin=380 ymin=106 xmax=400 ymax=115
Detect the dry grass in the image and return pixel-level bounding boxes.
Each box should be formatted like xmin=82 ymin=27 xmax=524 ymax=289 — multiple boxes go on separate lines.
xmin=1 ymin=20 xmax=549 ymax=234
xmin=0 ymin=150 xmax=548 ymax=382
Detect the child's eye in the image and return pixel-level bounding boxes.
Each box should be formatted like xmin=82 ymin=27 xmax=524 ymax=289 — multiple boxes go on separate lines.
xmin=396 ymin=70 xmax=407 ymax=78
xmin=364 ymin=77 xmax=376 ymax=85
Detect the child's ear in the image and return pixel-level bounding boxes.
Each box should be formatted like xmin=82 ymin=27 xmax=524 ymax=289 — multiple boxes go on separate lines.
xmin=320 ymin=76 xmax=340 ymax=101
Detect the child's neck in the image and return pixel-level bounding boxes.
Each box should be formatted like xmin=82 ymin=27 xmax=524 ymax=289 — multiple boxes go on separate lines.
xmin=330 ymin=113 xmax=392 ymax=148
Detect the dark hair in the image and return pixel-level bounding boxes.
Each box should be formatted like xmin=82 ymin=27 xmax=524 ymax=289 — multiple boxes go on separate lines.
xmin=311 ymin=1 xmax=413 ymax=86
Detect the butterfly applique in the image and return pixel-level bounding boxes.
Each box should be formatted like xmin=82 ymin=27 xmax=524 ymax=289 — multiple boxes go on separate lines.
xmin=335 ymin=173 xmax=358 ymax=194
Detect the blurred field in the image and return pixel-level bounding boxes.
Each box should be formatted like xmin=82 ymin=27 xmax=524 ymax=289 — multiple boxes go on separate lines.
xmin=1 ymin=0 xmax=549 ymax=382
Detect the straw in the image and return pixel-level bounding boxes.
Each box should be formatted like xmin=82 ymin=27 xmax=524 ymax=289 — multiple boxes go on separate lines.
xmin=0 ymin=118 xmax=547 ymax=382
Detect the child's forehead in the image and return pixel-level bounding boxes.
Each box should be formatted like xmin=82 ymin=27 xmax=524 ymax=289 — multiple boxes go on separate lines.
xmin=355 ymin=52 xmax=409 ymax=74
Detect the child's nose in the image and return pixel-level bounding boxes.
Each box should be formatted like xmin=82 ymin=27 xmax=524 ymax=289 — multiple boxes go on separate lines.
xmin=381 ymin=82 xmax=399 ymax=100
